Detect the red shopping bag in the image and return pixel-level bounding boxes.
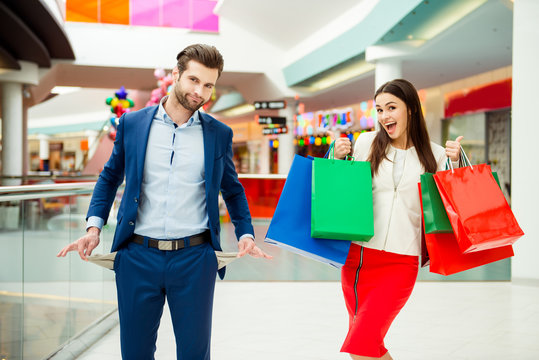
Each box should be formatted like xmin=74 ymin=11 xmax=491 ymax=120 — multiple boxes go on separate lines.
xmin=433 ymin=163 xmax=523 ymax=253
xmin=419 ymin=183 xmax=514 ymax=276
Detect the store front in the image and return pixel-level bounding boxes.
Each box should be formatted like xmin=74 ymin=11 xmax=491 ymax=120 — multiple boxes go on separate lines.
xmin=294 ymin=101 xmax=376 ymax=158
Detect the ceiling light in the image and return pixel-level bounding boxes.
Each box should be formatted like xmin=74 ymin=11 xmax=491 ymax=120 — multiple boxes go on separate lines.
xmin=209 ymin=91 xmax=245 ymax=113
xmin=308 ymin=61 xmax=375 ymax=92
xmin=51 ymin=86 xmax=81 ymax=95
xmin=218 ymin=104 xmax=256 ymax=117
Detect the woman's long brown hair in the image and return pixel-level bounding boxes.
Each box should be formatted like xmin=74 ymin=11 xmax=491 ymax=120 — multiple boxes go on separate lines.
xmin=368 ymin=79 xmax=437 ymax=175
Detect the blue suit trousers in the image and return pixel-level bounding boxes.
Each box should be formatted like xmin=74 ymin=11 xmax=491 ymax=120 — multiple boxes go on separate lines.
xmin=114 ymin=239 xmax=218 ymax=359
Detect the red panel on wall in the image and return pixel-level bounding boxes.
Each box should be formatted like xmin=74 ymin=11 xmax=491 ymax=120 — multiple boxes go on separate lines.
xmin=444 ymin=78 xmax=512 ymax=118
xmin=238 ymin=178 xmax=286 ymax=219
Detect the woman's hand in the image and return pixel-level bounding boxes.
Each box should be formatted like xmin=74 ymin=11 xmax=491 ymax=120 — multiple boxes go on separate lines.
xmin=328 ymin=131 xmax=352 ymax=159
xmin=445 ymin=136 xmax=463 ymax=162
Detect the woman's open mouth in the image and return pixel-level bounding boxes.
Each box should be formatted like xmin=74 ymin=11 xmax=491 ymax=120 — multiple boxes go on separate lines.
xmin=385 ymin=122 xmax=396 ymax=134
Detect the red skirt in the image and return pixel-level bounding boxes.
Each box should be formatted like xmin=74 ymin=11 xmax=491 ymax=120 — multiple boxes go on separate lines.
xmin=341 ymin=244 xmax=419 ymax=357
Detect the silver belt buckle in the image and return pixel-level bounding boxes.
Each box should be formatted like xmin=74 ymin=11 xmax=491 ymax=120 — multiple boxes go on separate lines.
xmin=158 ymin=240 xmax=173 ymax=251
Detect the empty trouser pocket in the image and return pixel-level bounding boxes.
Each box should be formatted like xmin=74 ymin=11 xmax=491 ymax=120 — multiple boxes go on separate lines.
xmin=87 ymin=252 xmax=117 ymax=270
xmin=215 ymin=251 xmax=238 ymax=270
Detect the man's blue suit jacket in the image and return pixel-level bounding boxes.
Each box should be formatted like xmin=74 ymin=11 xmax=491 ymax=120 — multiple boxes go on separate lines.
xmin=86 ymin=105 xmax=254 ymax=278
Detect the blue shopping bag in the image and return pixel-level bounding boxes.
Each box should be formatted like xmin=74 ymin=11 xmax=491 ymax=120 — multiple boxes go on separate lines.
xmin=265 ymin=155 xmax=351 ymax=268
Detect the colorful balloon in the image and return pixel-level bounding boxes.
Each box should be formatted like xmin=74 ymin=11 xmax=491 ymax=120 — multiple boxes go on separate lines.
xmin=105 ymin=87 xmax=135 ymax=139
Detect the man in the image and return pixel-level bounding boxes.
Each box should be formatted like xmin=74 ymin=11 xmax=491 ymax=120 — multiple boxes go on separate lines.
xmin=57 ymin=44 xmax=271 ymax=359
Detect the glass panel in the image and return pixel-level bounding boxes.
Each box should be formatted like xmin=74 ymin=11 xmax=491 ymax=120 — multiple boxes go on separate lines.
xmin=163 ymin=0 xmax=190 ymax=28
xmin=442 ymin=113 xmax=486 ymax=164
xmin=22 ymin=195 xmax=72 ymax=358
xmin=67 ymin=193 xmax=114 ymax=340
xmin=0 ymin=188 xmax=119 ymax=359
xmin=191 ymin=0 xmax=219 ymax=32
xmin=0 ymin=200 xmax=23 ymax=360
xmin=66 ymin=0 xmax=99 ymax=23
xmin=131 ymin=0 xmax=160 ymax=26
xmin=101 ymin=0 xmax=130 ymax=25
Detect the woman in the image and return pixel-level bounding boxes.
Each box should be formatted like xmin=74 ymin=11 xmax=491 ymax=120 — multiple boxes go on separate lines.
xmin=333 ymin=79 xmax=462 ymax=360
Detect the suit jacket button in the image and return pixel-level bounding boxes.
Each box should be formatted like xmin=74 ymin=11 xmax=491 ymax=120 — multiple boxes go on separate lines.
xmin=134 ymin=197 xmax=138 ymax=203
xmin=128 ymin=221 xmax=134 ymax=226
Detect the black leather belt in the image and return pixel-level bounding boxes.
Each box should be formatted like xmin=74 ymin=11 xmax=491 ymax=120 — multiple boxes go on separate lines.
xmin=131 ymin=230 xmax=209 ymax=251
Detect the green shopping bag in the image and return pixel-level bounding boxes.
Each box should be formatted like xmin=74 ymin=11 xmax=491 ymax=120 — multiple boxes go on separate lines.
xmin=420 ymin=170 xmax=453 ymax=234
xmin=311 ymin=144 xmax=374 ymax=241
xmin=421 ymin=157 xmax=501 ymax=234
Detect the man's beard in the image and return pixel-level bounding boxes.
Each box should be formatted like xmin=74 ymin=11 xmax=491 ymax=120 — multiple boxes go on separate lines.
xmin=174 ymin=85 xmax=205 ymax=112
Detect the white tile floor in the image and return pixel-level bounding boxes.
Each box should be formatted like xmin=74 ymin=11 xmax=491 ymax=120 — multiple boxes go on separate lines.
xmin=76 ymin=281 xmax=539 ymax=360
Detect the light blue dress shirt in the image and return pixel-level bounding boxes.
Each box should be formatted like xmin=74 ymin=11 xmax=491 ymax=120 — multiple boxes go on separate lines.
xmin=88 ymin=97 xmax=253 ymax=241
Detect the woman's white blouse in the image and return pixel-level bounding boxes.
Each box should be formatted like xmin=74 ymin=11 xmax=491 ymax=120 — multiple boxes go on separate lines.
xmin=352 ymin=131 xmax=447 ymax=256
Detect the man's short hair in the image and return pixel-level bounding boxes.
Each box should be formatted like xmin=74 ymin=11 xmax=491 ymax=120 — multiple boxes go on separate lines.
xmin=176 ymin=44 xmax=224 ymax=78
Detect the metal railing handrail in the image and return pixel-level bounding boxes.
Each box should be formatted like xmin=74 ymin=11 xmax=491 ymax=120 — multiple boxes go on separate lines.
xmin=0 ymin=182 xmax=97 ymax=202
xmin=0 ymin=174 xmax=286 ymax=201
xmin=0 ymin=182 xmax=96 ymax=194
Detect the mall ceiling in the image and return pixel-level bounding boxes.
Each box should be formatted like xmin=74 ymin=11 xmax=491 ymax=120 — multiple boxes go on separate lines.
xmin=18 ymin=0 xmax=513 ymax=121
xmin=266 ymin=0 xmax=513 ymax=111
xmin=0 ymin=0 xmax=74 ymax=69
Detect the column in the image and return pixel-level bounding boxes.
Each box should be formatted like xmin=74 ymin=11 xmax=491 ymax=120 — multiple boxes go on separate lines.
xmin=37 ymin=134 xmax=50 ymax=171
xmin=1 ymin=82 xmax=23 ymax=185
xmin=85 ymin=130 xmax=99 ymax=160
xmin=366 ymin=41 xmax=419 ymax=89
xmin=374 ymin=59 xmax=402 ymax=91
xmin=0 ymin=61 xmax=39 ymax=185
xmin=258 ymin=137 xmax=270 ymax=174
xmin=22 ymin=103 xmax=29 ymax=176
xmin=247 ymin=140 xmax=259 ymax=173
xmin=366 ymin=42 xmax=417 ymax=130
xmin=511 ymin=0 xmax=539 ymax=283
xmin=277 ymin=106 xmax=295 ymax=175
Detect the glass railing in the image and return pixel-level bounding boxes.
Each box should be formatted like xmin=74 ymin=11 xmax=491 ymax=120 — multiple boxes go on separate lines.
xmin=0 ymin=183 xmax=119 ymax=360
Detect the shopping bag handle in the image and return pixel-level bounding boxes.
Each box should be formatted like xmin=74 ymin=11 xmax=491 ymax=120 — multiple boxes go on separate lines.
xmin=325 ymin=140 xmax=355 ymax=163
xmin=460 ymin=147 xmax=473 ymax=168
xmin=323 ymin=141 xmax=335 ymax=159
xmin=446 ymin=144 xmax=473 ymax=173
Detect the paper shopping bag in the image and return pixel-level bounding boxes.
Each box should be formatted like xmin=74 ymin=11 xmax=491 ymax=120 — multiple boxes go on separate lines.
xmin=418 ymin=183 xmax=514 ymax=275
xmin=420 ymin=172 xmax=453 ymax=234
xmin=265 ymin=155 xmax=351 ymax=268
xmin=434 ymin=163 xmax=523 ymax=253
xmin=311 ymin=156 xmax=373 ymax=241
xmin=421 ymin=171 xmax=502 ymax=234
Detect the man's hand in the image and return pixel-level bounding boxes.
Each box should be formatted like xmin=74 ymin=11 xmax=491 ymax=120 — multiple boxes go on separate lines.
xmin=56 ymin=227 xmax=101 ymax=261
xmin=445 ymin=136 xmax=463 ymax=162
xmin=237 ymin=237 xmax=273 ymax=259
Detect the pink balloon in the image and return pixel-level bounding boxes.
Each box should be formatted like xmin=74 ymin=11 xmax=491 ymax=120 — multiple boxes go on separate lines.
xmin=154 ymin=68 xmax=165 ymax=79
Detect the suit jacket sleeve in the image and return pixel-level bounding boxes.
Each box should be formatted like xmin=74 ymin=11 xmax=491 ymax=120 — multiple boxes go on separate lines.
xmin=86 ymin=113 xmax=127 ymax=224
xmin=219 ymin=128 xmax=254 ymax=240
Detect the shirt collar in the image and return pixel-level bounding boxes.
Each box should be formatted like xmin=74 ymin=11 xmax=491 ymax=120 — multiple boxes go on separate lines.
xmin=157 ymin=95 xmax=200 ymax=127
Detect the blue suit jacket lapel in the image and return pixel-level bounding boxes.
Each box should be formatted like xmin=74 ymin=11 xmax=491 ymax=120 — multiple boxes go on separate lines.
xmin=136 ymin=106 xmax=158 ymax=186
xmin=200 ymin=112 xmax=216 ymax=192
